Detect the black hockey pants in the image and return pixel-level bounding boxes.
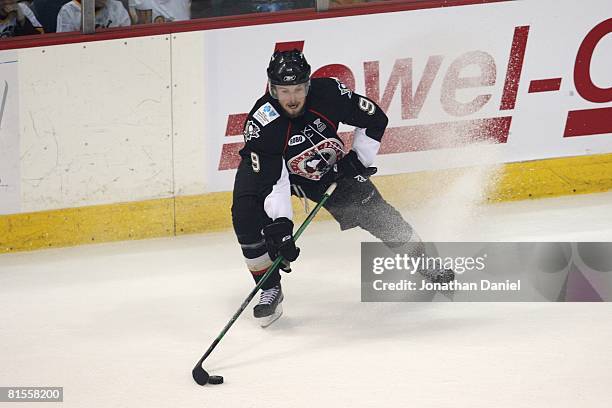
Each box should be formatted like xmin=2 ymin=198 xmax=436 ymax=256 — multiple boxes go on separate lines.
xmin=232 ymin=176 xmax=416 ymax=289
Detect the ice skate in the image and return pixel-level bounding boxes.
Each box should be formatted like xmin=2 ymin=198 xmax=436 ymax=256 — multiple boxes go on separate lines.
xmin=254 ymin=284 xmax=284 ymax=328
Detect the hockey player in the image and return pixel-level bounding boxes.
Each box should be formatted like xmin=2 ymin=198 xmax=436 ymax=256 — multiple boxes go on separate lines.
xmin=232 ymin=49 xmax=453 ymax=327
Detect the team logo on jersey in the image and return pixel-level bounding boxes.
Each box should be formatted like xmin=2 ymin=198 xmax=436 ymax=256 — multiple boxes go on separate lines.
xmin=243 ymin=120 xmax=261 ymax=142
xmin=287 ymin=139 xmax=345 ymax=181
xmin=313 ymin=118 xmax=327 ymax=133
xmin=301 ymin=125 xmax=316 ymax=140
xmin=288 ymin=135 xmax=306 ymax=146
xmin=253 ymin=102 xmax=280 ymax=127
xmin=333 ymin=78 xmax=352 ymax=99
xmin=300 ymin=120 xmax=327 ymax=140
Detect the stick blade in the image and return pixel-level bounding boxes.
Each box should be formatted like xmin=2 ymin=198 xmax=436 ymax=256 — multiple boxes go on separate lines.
xmin=192 ymin=365 xmax=210 ymax=385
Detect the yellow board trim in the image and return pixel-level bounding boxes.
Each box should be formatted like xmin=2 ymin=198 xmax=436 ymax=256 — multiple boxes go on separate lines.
xmin=0 ymin=198 xmax=174 ymax=252
xmin=2 ymin=153 xmax=612 ymax=253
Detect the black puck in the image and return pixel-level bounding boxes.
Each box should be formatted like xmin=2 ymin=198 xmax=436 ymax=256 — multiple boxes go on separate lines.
xmin=208 ymin=375 xmax=224 ymax=385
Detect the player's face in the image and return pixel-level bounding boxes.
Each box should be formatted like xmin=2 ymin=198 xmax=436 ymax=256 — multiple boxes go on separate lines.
xmin=274 ymin=83 xmax=308 ymax=118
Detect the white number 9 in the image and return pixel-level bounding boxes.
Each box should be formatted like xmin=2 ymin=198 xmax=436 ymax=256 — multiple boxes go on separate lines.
xmin=358 ymin=97 xmax=376 ymax=115
xmin=251 ymin=152 xmax=260 ymax=173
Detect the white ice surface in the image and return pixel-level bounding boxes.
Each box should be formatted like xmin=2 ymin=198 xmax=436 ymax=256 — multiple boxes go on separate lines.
xmin=1 ymin=192 xmax=612 ymax=408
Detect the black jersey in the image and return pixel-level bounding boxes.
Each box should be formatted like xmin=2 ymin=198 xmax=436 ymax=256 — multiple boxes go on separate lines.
xmin=233 ymin=77 xmax=389 ymax=222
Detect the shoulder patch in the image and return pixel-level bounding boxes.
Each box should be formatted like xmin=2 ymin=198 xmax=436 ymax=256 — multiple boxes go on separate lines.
xmin=243 ymin=120 xmax=261 ymax=142
xmin=333 ymin=78 xmax=352 ymax=99
xmin=253 ymin=102 xmax=280 ymax=127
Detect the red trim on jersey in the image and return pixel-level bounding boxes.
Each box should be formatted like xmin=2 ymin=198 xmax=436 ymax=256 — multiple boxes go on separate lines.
xmin=0 ymin=0 xmax=512 ymax=51
xmin=250 ymin=268 xmax=268 ymax=277
xmin=283 ymin=122 xmax=293 ymax=154
xmin=308 ymin=108 xmax=337 ymax=132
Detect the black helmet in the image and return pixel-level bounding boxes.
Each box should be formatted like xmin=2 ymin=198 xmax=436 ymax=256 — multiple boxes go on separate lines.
xmin=267 ymin=49 xmax=311 ymax=86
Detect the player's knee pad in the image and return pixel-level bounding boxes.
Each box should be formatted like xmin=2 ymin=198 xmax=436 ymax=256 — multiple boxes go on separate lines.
xmin=237 ymin=234 xmax=281 ymax=288
xmin=324 ymin=182 xmax=383 ymax=230
xmin=232 ymin=195 xmax=280 ymax=286
xmin=357 ymin=190 xmax=415 ymax=243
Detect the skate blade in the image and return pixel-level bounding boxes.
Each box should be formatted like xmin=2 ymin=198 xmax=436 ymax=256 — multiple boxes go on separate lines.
xmin=257 ymin=304 xmax=283 ymax=328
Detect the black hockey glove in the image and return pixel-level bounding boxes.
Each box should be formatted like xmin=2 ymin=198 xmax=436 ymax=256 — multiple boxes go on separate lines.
xmin=263 ymin=218 xmax=300 ymax=266
xmin=335 ymin=150 xmax=377 ymax=182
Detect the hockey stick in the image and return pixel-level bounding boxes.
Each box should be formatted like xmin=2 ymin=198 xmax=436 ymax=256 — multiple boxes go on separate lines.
xmin=192 ymin=182 xmax=338 ymax=385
